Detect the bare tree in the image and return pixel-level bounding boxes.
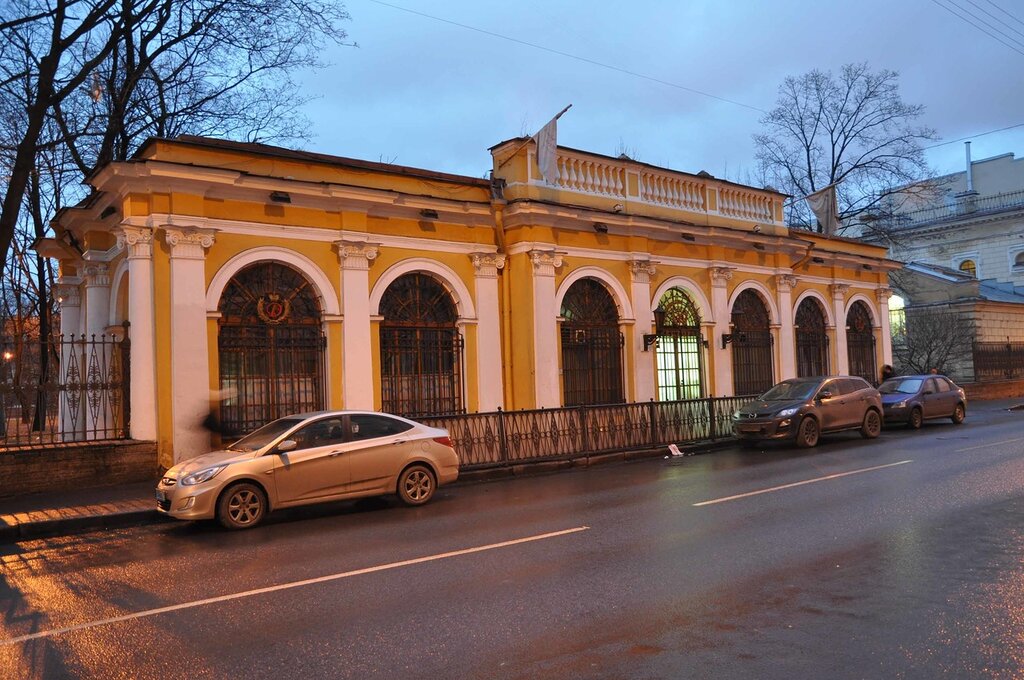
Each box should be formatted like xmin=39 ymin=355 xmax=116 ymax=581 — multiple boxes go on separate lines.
xmin=893 ymin=307 xmax=975 ymax=379
xmin=754 ymin=63 xmax=938 ymax=234
xmin=0 ymin=0 xmax=351 ymax=279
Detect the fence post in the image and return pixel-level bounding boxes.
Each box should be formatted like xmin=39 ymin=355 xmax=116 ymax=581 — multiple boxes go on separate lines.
xmin=708 ymin=397 xmax=717 ymax=441
xmin=496 ymin=407 xmax=509 ymax=464
xmin=120 ymin=321 xmax=131 ymax=438
xmin=578 ymin=405 xmax=589 ymax=454
xmin=648 ymin=399 xmax=658 ymax=447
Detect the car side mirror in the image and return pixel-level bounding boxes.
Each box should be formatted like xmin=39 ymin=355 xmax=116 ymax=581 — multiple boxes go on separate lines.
xmin=818 ymin=390 xmax=832 ymax=400
xmin=276 ymin=439 xmax=298 ymax=453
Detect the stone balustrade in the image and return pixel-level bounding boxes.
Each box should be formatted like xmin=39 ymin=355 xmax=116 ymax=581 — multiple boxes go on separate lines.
xmin=535 ymin=148 xmax=780 ymax=225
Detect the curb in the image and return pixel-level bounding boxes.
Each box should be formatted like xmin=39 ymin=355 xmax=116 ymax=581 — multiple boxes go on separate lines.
xmin=0 ymin=509 xmax=170 ymax=544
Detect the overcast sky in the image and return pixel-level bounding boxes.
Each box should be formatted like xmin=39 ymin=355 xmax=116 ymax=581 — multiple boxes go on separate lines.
xmin=294 ymin=0 xmax=1024 ymax=184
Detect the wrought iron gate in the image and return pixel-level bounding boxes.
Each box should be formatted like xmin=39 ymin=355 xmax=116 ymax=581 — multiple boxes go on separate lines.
xmin=731 ymin=289 xmax=774 ymax=396
xmin=379 ymin=273 xmax=465 ymax=417
xmin=560 ymin=278 xmax=625 ymax=406
xmin=795 ymin=298 xmax=829 ymax=377
xmin=217 ymin=262 xmax=327 ymax=436
xmin=846 ymin=301 xmax=877 ymax=384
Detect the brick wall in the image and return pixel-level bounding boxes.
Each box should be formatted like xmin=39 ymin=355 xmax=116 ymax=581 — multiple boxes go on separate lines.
xmin=0 ymin=441 xmax=158 ymax=498
xmin=963 ymin=379 xmax=1024 ymax=401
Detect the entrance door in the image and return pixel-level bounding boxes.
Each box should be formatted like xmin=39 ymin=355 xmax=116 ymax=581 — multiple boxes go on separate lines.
xmin=731 ymin=290 xmax=775 ymax=396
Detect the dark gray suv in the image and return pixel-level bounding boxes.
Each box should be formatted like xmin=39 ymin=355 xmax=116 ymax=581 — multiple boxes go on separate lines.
xmin=732 ymin=376 xmax=884 ymax=448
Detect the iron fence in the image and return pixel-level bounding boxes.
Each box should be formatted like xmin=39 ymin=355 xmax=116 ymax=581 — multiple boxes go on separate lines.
xmin=0 ymin=328 xmax=130 ymax=448
xmin=420 ymin=395 xmax=755 ymax=469
xmin=973 ymin=341 xmax=1024 ymax=381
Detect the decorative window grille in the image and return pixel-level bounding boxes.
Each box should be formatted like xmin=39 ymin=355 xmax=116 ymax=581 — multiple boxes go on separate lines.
xmin=730 ymin=289 xmax=774 ymax=396
xmin=795 ymin=298 xmax=830 ymax=377
xmin=654 ymin=288 xmax=705 ymax=400
xmin=560 ymin=279 xmax=624 ymax=406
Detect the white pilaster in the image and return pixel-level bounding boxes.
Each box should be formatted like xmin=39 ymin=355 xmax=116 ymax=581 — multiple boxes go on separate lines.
xmin=831 ymin=283 xmax=850 ymax=375
xmin=166 ymin=227 xmax=216 ymax=461
xmin=471 ymin=252 xmax=506 ymax=411
xmin=83 ymin=262 xmax=111 ymax=337
xmin=530 ymin=249 xmax=564 ymax=408
xmin=335 ymin=240 xmax=379 ymax=410
xmin=55 ymin=280 xmax=83 ymax=441
xmin=775 ymin=274 xmax=798 ymax=380
xmin=115 ymin=226 xmax=158 ymax=441
xmin=629 ymin=257 xmax=657 ymax=402
xmin=876 ymin=287 xmax=893 ymax=367
xmin=709 ymin=266 xmax=735 ymax=396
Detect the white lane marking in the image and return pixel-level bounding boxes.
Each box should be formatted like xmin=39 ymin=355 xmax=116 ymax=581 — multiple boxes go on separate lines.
xmin=955 ymin=438 xmax=1024 ymax=453
xmin=0 ymin=525 xmax=589 ymax=647
xmin=693 ymin=460 xmax=913 ymax=507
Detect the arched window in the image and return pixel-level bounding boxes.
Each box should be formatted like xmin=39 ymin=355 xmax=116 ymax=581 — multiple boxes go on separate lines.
xmin=654 ymin=288 xmax=705 ymax=400
xmin=795 ymin=298 xmax=829 ymax=377
xmin=1014 ymin=252 xmax=1024 ymax=269
xmin=379 ymin=273 xmax=464 ymax=417
xmin=560 ymin=278 xmax=624 ymax=406
xmin=958 ymin=259 xmax=977 ymax=278
xmin=218 ymin=262 xmax=326 ymax=436
xmin=730 ymin=289 xmax=774 ymax=396
xmin=846 ymin=301 xmax=877 ymax=384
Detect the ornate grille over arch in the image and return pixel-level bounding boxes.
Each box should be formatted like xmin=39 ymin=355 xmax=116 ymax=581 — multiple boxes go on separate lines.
xmin=560 ymin=278 xmax=624 ymax=406
xmin=846 ymin=301 xmax=876 ymax=384
xmin=730 ymin=289 xmax=774 ymax=396
xmin=655 ymin=287 xmax=705 ymax=400
xmin=379 ymin=273 xmax=464 ymax=417
xmin=218 ymin=262 xmax=327 ymax=436
xmin=795 ymin=297 xmax=829 ymax=377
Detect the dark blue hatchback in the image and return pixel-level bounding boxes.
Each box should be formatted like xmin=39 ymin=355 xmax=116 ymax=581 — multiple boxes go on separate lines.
xmin=878 ymin=375 xmax=967 ymax=429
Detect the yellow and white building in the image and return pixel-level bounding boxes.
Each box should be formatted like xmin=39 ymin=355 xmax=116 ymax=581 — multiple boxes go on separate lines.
xmin=46 ymin=136 xmax=899 ymax=467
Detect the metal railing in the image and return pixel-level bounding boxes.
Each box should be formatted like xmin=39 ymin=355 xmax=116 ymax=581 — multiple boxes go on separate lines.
xmin=420 ymin=395 xmax=754 ymax=469
xmin=0 ymin=326 xmax=131 ymax=448
xmin=881 ymin=189 xmax=1024 ymax=229
xmin=973 ymin=341 xmax=1024 ymax=381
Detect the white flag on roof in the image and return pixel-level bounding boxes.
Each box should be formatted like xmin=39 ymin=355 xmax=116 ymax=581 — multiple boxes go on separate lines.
xmin=806 ymin=184 xmax=841 ymax=236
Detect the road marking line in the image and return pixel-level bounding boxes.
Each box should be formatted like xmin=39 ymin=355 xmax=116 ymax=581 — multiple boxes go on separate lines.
xmin=0 ymin=525 xmax=589 ymax=647
xmin=693 ymin=460 xmax=913 ymax=507
xmin=955 ymin=438 xmax=1024 ymax=453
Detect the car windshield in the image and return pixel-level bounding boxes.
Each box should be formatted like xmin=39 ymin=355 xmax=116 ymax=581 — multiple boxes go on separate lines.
xmin=227 ymin=417 xmax=304 ymax=452
xmin=879 ymin=378 xmax=923 ymax=395
xmin=759 ymin=380 xmax=821 ymax=401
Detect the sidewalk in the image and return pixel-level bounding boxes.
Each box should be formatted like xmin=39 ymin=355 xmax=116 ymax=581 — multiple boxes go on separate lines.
xmin=2 ymin=397 xmax=1021 ymax=543
xmin=0 ymin=480 xmax=164 ymax=542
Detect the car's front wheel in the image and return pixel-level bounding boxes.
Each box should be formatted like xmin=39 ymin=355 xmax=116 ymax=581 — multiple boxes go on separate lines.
xmin=951 ymin=403 xmax=966 ymax=425
xmin=397 ymin=465 xmax=436 ymax=506
xmin=861 ymin=410 xmax=882 ymax=439
xmin=217 ymin=482 xmax=267 ymax=530
xmin=796 ymin=417 xmax=819 ymax=448
xmin=909 ymin=407 xmax=923 ymax=430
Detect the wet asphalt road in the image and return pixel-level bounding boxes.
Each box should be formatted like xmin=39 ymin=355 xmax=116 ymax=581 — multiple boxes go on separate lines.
xmin=2 ymin=405 xmax=1024 ymax=679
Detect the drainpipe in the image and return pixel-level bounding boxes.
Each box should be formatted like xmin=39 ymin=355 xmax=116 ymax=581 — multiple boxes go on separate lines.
xmin=965 ymin=142 xmax=974 ymax=193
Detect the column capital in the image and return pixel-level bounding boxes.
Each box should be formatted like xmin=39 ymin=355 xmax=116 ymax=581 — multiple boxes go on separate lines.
xmin=628 ymin=258 xmax=658 ymax=284
xmin=774 ymin=274 xmax=799 ymax=292
xmin=470 ymin=252 xmax=506 ymax=278
xmin=114 ymin=226 xmax=154 ymax=259
xmin=830 ymin=283 xmax=850 ymax=300
xmin=875 ymin=286 xmax=893 ymax=303
xmin=165 ymin=228 xmax=216 ymax=259
xmin=708 ymin=266 xmax=735 ymax=288
xmin=529 ymin=249 xmax=564 ymax=278
xmin=334 ymin=240 xmax=380 ymax=270
xmin=83 ymin=262 xmax=110 ymax=287
xmin=54 ymin=283 xmax=81 ymax=308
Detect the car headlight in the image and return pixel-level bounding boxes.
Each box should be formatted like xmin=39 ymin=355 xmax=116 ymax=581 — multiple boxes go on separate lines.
xmin=733 ymin=410 xmax=742 ymax=420
xmin=895 ymin=401 xmax=906 ymax=408
xmin=776 ymin=407 xmax=799 ymax=418
xmin=181 ymin=465 xmax=226 ymax=486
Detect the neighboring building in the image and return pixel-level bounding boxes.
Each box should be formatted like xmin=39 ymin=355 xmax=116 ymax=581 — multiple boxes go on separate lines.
xmin=41 ymin=135 xmax=897 ymax=466
xmin=889 ymin=263 xmax=1024 ymax=382
xmin=871 ymin=143 xmax=1024 ymax=284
